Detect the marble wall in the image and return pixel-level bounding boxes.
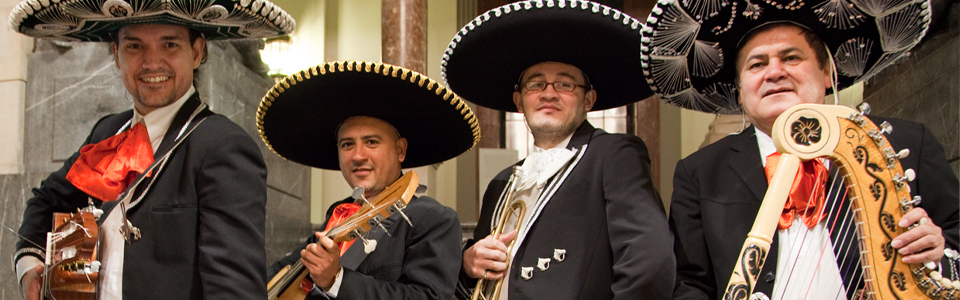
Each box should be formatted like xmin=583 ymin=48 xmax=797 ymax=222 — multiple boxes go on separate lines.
xmin=0 ymin=38 xmax=311 ymax=298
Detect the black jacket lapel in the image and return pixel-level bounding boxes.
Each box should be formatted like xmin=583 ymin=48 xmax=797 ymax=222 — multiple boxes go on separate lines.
xmin=565 ymin=121 xmax=596 ymax=151
xmin=729 ymin=127 xmax=768 ymax=205
xmin=154 ymin=93 xmax=210 ymax=159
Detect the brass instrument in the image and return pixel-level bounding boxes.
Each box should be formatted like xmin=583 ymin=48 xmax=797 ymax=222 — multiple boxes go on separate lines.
xmin=472 ymin=166 xmax=526 ymax=300
xmin=723 ymin=103 xmax=959 ymax=299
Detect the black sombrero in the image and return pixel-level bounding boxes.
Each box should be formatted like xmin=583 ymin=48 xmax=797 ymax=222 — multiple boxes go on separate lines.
xmin=257 ymin=60 xmax=481 ymax=170
xmin=441 ymin=0 xmax=653 ymax=112
xmin=9 ymin=0 xmax=295 ymax=41
xmin=641 ymin=0 xmax=931 ymax=114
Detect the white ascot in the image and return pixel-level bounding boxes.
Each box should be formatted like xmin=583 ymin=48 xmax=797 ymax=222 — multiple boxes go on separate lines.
xmin=517 ymin=147 xmax=575 ymax=192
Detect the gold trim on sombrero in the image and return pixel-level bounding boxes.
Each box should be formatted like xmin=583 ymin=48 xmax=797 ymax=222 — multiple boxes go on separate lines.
xmin=256 ymin=60 xmax=481 ymax=163
xmin=9 ymin=0 xmax=295 ymax=41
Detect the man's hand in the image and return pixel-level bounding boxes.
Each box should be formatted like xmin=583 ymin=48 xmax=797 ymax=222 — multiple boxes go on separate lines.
xmin=892 ymin=208 xmax=945 ymax=264
xmin=301 ymin=231 xmax=342 ymax=289
xmin=20 ymin=264 xmax=43 ymax=300
xmin=462 ymin=231 xmax=518 ymax=280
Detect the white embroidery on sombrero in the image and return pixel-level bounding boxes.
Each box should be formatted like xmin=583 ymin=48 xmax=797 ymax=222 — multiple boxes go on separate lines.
xmin=692 ymin=40 xmax=724 ymax=77
xmin=196 ymin=5 xmax=229 ymax=22
xmin=647 ymin=0 xmax=699 ymax=57
xmin=875 ymin=2 xmax=929 ymax=52
xmin=10 ymin=0 xmax=296 ymax=40
xmin=813 ymin=0 xmax=865 ymax=29
xmin=851 ymin=0 xmax=913 ymax=17
xmin=101 ymin=0 xmax=133 ymax=18
xmin=711 ymin=1 xmax=738 ymax=34
xmin=742 ymin=0 xmax=763 ymax=19
xmin=650 ymin=56 xmax=692 ymax=96
xmin=682 ymin=0 xmax=730 ymax=21
xmin=858 ymin=48 xmax=908 ymax=82
xmin=834 ymin=37 xmax=873 ymax=77
xmin=664 ymin=87 xmax=729 ymax=114
xmin=702 ymin=82 xmax=738 ymax=111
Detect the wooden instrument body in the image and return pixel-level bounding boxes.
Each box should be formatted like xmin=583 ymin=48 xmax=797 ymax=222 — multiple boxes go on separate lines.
xmin=267 ymin=171 xmax=420 ymax=300
xmin=45 ymin=210 xmax=100 ymax=300
xmin=723 ymin=104 xmax=958 ymax=299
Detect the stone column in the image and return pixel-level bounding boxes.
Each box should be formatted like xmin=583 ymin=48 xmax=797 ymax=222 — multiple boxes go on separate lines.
xmin=382 ymin=0 xmax=428 ymax=73
xmin=382 ymin=0 xmax=439 ymax=197
xmin=624 ymin=0 xmax=662 ymax=190
xmin=0 ymin=0 xmax=30 ymax=175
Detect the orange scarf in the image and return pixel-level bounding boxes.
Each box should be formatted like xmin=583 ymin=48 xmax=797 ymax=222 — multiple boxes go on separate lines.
xmin=66 ymin=122 xmax=154 ymax=201
xmin=764 ymin=153 xmax=829 ymax=230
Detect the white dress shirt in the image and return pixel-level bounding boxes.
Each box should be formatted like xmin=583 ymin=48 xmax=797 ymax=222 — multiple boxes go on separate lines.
xmin=755 ymin=130 xmax=847 ymax=300
xmin=99 ymin=87 xmax=194 ymax=300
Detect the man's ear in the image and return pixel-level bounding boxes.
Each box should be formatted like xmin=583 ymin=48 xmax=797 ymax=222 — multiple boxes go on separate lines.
xmin=396 ymin=137 xmax=408 ymax=163
xmin=583 ymin=90 xmax=597 ymax=111
xmin=822 ymin=67 xmax=833 ymax=90
xmin=512 ymin=91 xmax=524 ymax=113
xmin=111 ymin=43 xmax=121 ymax=70
xmin=192 ymin=37 xmax=206 ymax=68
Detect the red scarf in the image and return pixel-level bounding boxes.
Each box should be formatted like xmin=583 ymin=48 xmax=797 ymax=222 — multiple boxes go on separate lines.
xmin=300 ymin=202 xmax=362 ymax=292
xmin=324 ymin=202 xmax=362 ymax=255
xmin=764 ymin=153 xmax=829 ymax=230
xmin=66 ymin=122 xmax=154 ymax=201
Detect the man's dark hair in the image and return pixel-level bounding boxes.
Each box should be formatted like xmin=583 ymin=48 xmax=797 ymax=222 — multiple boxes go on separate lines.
xmin=737 ymin=22 xmax=830 ymax=72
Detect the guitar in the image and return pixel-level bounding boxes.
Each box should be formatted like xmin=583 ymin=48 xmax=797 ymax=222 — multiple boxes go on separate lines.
xmin=266 ymin=171 xmax=420 ymax=300
xmin=41 ymin=202 xmax=102 ymax=300
xmin=723 ymin=103 xmax=958 ymax=299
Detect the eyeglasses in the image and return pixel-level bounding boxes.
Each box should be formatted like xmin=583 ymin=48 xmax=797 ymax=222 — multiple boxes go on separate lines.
xmin=516 ymin=81 xmax=591 ymax=92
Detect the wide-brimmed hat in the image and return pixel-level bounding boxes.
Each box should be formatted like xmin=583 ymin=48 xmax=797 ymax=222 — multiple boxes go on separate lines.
xmin=441 ymin=0 xmax=653 ymax=112
xmin=257 ymin=60 xmax=481 ymax=170
xmin=9 ymin=0 xmax=295 ymax=41
xmin=641 ymin=0 xmax=931 ymax=114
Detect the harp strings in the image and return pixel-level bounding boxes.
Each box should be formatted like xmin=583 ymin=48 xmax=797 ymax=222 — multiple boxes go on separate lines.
xmin=777 ymin=164 xmax=871 ymax=300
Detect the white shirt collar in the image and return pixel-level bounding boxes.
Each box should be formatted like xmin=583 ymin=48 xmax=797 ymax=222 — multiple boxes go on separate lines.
xmin=131 ymin=86 xmax=196 ymax=152
xmin=532 ymin=132 xmax=575 ymax=154
xmin=754 ymin=128 xmax=777 ymax=167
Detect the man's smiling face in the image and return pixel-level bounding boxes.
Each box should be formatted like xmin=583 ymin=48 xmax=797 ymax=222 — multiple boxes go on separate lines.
xmin=112 ymin=24 xmax=205 ymax=115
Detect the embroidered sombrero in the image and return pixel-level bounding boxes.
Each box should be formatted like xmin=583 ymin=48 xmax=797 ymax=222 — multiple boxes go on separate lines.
xmin=641 ymin=0 xmax=931 ymax=114
xmin=257 ymin=60 xmax=481 ymax=170
xmin=9 ymin=0 xmax=295 ymax=41
xmin=441 ymin=0 xmax=653 ymax=112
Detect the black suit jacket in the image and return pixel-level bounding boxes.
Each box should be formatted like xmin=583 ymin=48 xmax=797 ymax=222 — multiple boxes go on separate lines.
xmin=670 ymin=118 xmax=960 ymax=300
xmin=15 ymin=94 xmax=269 ymax=299
xmin=267 ymin=194 xmax=462 ymax=300
xmin=457 ymin=121 xmax=675 ymax=300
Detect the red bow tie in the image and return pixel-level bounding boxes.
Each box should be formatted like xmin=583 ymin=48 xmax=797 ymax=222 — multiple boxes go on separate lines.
xmin=66 ymin=122 xmax=154 ymax=201
xmin=764 ymin=153 xmax=829 ymax=230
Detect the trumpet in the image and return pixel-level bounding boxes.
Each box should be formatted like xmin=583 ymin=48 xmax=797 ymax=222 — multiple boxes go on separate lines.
xmin=472 ymin=166 xmax=526 ymax=300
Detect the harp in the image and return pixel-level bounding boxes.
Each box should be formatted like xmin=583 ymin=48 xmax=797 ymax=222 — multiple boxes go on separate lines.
xmin=723 ymin=103 xmax=958 ymax=299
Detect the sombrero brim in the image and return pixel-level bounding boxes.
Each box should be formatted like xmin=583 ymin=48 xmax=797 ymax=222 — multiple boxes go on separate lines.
xmin=258 ymin=61 xmax=481 ymax=170
xmin=9 ymin=0 xmax=295 ymax=41
xmin=641 ymin=0 xmax=930 ymax=114
xmin=441 ymin=0 xmax=653 ymax=112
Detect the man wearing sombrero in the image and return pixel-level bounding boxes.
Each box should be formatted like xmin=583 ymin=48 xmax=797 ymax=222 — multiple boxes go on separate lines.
xmin=642 ymin=0 xmax=960 ymax=298
xmin=10 ymin=1 xmax=294 ymax=299
xmin=444 ymin=1 xmax=675 ymax=299
xmin=258 ymin=60 xmax=479 ymax=299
